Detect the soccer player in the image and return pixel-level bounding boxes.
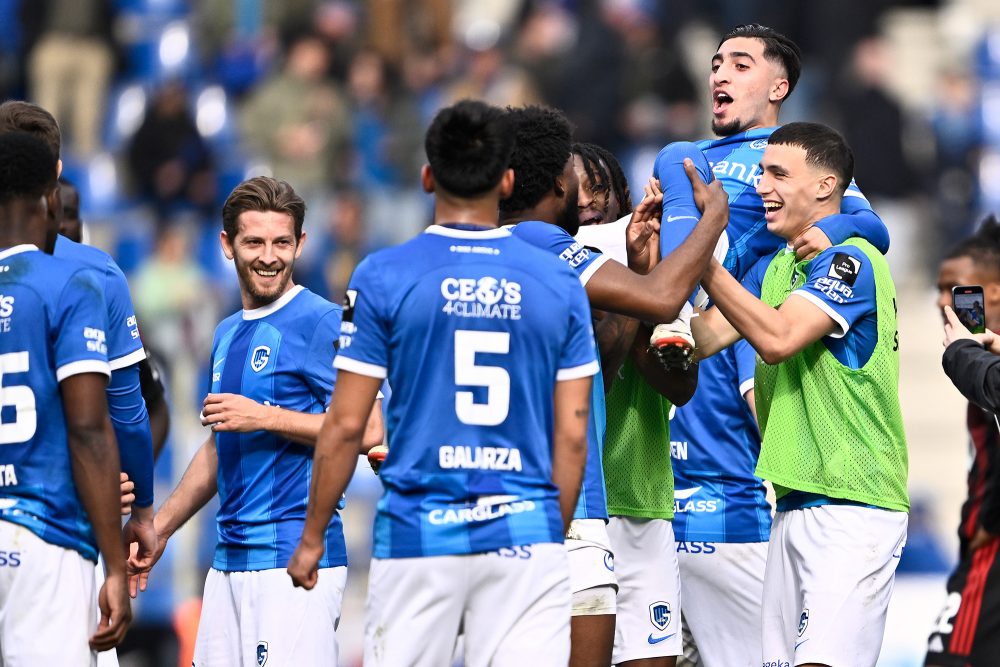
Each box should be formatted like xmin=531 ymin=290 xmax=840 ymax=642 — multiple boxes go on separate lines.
xmin=0 ymin=100 xmax=157 ymax=565
xmin=572 ymin=142 xmax=700 ymax=667
xmin=926 ymin=216 xmax=1000 ymax=666
xmin=691 ymin=122 xmax=908 ymax=666
xmin=652 ymin=24 xmax=891 ymax=666
xmin=287 ymin=100 xmax=596 ymax=667
xmin=0 ymin=131 xmax=131 ymax=663
xmin=500 ymin=106 xmax=727 ymax=667
xmin=129 ymin=176 xmax=384 ymax=666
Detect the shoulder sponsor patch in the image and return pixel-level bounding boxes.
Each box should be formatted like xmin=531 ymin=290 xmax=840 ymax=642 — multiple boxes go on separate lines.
xmin=827 ymin=253 xmax=861 ymax=286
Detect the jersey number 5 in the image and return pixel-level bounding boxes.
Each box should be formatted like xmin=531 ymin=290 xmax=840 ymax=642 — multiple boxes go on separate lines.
xmin=454 ymin=330 xmax=510 ymax=426
xmin=0 ymin=352 xmax=36 ymax=444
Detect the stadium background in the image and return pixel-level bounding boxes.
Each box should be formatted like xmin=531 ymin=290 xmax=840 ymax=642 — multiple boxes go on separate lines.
xmin=1 ymin=0 xmax=999 ymax=664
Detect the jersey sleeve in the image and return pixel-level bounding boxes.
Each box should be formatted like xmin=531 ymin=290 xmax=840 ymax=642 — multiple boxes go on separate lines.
xmin=791 ymin=246 xmax=877 ymax=339
xmin=333 ymin=257 xmax=390 ymax=379
xmin=734 ymin=339 xmax=756 ymax=397
xmin=557 ymin=272 xmax=600 ymax=380
xmin=739 ymin=253 xmax=772 ymax=299
xmin=305 ymin=308 xmax=342 ymax=405
xmin=811 ymin=181 xmax=890 ymax=255
xmin=512 ymin=221 xmax=610 ymax=286
xmin=54 ymin=268 xmax=111 ymax=381
xmin=103 ymin=257 xmax=145 ymax=371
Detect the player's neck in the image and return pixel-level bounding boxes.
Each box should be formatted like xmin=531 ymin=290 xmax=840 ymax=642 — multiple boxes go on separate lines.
xmin=433 ymin=197 xmax=501 ymax=229
xmin=786 ymin=203 xmax=841 ymax=242
xmin=0 ymin=206 xmax=46 ymax=251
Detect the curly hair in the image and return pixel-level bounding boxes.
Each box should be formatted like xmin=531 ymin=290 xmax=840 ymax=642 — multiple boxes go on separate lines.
xmin=571 ymin=142 xmax=633 ymax=217
xmin=499 ymin=106 xmax=573 ymax=215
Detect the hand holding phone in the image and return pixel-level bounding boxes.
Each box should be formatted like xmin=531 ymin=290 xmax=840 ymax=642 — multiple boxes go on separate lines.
xmin=952 ymin=285 xmax=986 ymax=334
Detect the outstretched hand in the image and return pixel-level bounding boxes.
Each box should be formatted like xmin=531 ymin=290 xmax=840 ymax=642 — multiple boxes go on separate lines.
xmin=943 ymin=305 xmax=997 ymax=350
xmin=683 ymin=159 xmax=727 ymax=222
xmin=626 ymin=177 xmax=663 ymax=274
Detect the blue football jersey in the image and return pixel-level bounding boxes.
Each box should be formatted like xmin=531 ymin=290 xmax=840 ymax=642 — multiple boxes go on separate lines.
xmin=670 ymin=340 xmax=770 ymax=543
xmin=336 ymin=225 xmax=599 ymax=559
xmin=655 ymin=128 xmax=888 ymax=281
xmin=208 ymin=285 xmax=346 ymax=571
xmin=509 ymin=221 xmax=609 ymax=520
xmin=54 ymin=235 xmax=143 ymax=370
xmin=0 ymin=245 xmax=111 ymax=561
xmin=656 ymin=128 xmax=888 ymax=543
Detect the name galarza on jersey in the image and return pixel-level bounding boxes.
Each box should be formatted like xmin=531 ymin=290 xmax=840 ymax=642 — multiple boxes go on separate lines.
xmin=438 ymin=445 xmax=523 ymax=472
xmin=440 ymin=277 xmax=522 ymax=320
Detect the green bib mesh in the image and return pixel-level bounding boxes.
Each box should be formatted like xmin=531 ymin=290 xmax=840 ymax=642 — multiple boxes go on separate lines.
xmin=754 ymin=239 xmax=909 ymax=512
xmin=602 ymin=359 xmax=674 ymax=518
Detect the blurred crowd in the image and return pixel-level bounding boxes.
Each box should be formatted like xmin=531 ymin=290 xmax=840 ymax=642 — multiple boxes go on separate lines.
xmin=3 ymin=0 xmax=1000 ymax=663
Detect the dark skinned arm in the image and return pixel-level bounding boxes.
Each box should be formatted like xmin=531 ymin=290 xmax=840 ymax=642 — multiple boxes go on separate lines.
xmin=552 ymin=376 xmax=592 ymax=531
xmin=62 ymin=372 xmax=133 ymax=651
xmin=593 ymin=309 xmax=640 ymax=393
xmin=288 ymin=371 xmax=383 ymax=589
xmin=585 ymin=161 xmax=728 ymax=322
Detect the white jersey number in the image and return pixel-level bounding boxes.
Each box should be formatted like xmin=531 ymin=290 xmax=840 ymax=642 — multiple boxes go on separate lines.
xmin=454 ymin=330 xmax=510 ymax=426
xmin=0 ymin=352 xmax=36 ymax=444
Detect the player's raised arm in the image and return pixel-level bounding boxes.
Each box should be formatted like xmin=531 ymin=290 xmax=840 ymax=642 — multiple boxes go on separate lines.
xmin=288 ymin=370 xmax=382 ymax=589
xmin=61 ymin=371 xmax=133 ymax=650
xmin=585 ymin=161 xmax=729 ymax=322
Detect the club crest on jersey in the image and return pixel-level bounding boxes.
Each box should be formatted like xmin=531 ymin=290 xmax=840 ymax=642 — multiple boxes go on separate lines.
xmin=750 ymin=138 xmax=769 ymax=150
xmin=250 ymin=346 xmax=271 ymax=372
xmin=649 ymin=602 xmax=671 ymax=631
xmin=256 ymin=641 xmax=268 ymax=666
xmin=798 ymin=608 xmax=809 ymax=636
xmin=828 ymin=253 xmax=861 ymax=286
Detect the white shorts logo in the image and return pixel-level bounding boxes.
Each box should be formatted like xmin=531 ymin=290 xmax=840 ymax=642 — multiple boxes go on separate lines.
xmin=649 ymin=602 xmax=671 ymax=630
xmin=256 ymin=641 xmax=268 ymax=666
xmin=798 ymin=608 xmax=809 ymax=636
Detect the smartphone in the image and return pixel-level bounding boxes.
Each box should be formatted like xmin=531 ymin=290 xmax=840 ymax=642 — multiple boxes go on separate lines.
xmin=952 ymin=285 xmax=987 ymax=334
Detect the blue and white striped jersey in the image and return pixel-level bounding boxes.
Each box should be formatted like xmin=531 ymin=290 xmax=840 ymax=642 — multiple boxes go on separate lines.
xmin=335 ymin=224 xmax=599 ymax=559
xmin=209 ymin=285 xmax=345 ymax=571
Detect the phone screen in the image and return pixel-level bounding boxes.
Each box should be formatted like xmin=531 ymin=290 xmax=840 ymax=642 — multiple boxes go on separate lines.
xmin=953 ymin=286 xmax=986 ymax=334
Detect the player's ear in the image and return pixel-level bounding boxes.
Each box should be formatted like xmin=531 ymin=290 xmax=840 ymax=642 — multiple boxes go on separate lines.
xmin=294 ymin=231 xmax=307 ymax=259
xmin=56 ymin=159 xmax=62 ymax=179
xmin=816 ymin=173 xmax=838 ymax=200
xmin=553 ymin=173 xmax=567 ymax=199
xmin=220 ymin=231 xmax=235 ymax=260
xmin=769 ymin=77 xmax=789 ymax=104
xmin=497 ymin=168 xmax=514 ymax=200
xmin=421 ymin=164 xmax=435 ymax=194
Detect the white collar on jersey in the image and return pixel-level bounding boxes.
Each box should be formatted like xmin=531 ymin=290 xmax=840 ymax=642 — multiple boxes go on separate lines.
xmin=242 ymin=284 xmax=304 ymax=320
xmin=424 ymin=225 xmax=512 ymax=240
xmin=0 ymin=244 xmax=40 ymax=261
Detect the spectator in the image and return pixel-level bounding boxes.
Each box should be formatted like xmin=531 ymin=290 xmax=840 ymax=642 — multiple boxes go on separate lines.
xmin=241 ymin=33 xmax=352 ymax=193
xmin=22 ymin=0 xmax=116 ymax=156
xmin=126 ymin=81 xmax=217 ymax=223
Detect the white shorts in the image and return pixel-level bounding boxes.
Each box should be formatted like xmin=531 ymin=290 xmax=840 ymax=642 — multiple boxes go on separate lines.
xmin=567 ymin=518 xmax=617 ymax=616
xmin=677 ymin=540 xmax=767 ymax=667
xmin=366 ymin=543 xmax=570 ymax=667
xmin=94 ymin=558 xmax=120 ymax=667
xmin=193 ymin=565 xmax=347 ymax=667
xmin=0 ymin=520 xmax=97 ymax=665
xmin=606 ymin=516 xmax=682 ymax=663
xmin=762 ymin=505 xmax=907 ymax=666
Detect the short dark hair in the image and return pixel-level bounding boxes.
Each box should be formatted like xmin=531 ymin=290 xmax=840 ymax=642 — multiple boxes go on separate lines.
xmin=768 ymin=122 xmax=854 ymax=196
xmin=0 ymin=101 xmax=61 ymax=160
xmin=221 ymin=177 xmax=306 ymax=239
xmin=572 ymin=142 xmax=633 ymax=217
xmin=946 ymin=215 xmax=1000 ymax=275
xmin=0 ymin=132 xmax=58 ymax=205
xmin=424 ymin=100 xmax=514 ymax=197
xmin=720 ymin=24 xmax=802 ymax=98
xmin=500 ymin=105 xmax=573 ymax=215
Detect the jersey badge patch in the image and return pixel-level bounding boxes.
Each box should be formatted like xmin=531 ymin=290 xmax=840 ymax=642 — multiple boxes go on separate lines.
xmin=828 ymin=253 xmax=861 ymax=286
xmin=250 ymin=346 xmax=271 ymax=372
xmin=256 ymin=641 xmax=268 ymax=666
xmin=649 ymin=601 xmax=672 ymax=630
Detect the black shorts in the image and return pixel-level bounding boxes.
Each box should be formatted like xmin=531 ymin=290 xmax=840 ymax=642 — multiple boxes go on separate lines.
xmin=926 ymin=539 xmax=1000 ymax=666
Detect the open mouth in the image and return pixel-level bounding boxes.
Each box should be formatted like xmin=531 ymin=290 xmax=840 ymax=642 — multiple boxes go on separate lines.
xmin=254 ymin=268 xmax=279 ymax=278
xmin=713 ymin=91 xmax=734 ymax=115
xmin=579 ymin=212 xmax=603 ymax=226
xmin=763 ymin=201 xmax=783 ymax=220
